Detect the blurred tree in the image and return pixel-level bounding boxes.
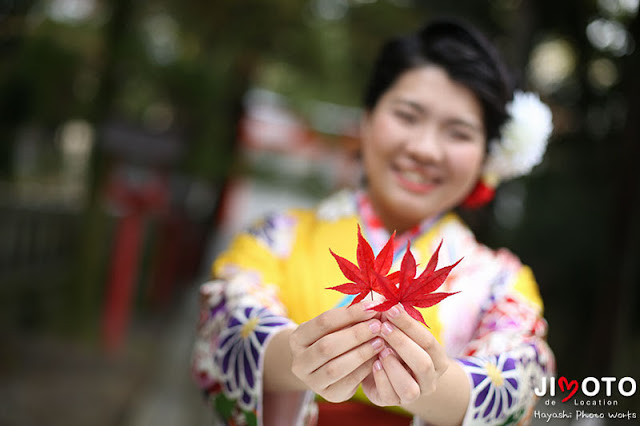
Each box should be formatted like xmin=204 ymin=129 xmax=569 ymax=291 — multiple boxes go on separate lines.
xmin=592 ymin=11 xmax=640 ymax=380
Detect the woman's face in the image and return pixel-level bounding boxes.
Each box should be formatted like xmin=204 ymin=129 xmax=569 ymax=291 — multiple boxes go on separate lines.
xmin=361 ymin=65 xmax=486 ymax=233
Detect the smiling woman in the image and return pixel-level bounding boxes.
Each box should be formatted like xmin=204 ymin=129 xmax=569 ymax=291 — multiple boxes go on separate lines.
xmin=192 ymin=18 xmax=554 ymax=426
xmin=360 ymin=66 xmax=486 ymax=234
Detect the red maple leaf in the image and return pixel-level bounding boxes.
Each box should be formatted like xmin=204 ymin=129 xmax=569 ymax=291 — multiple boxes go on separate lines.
xmin=327 ymin=225 xmax=397 ymax=306
xmin=372 ymin=240 xmax=461 ymax=327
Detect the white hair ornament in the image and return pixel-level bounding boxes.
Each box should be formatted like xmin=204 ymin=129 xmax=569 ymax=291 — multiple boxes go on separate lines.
xmin=462 ymin=91 xmax=553 ymax=208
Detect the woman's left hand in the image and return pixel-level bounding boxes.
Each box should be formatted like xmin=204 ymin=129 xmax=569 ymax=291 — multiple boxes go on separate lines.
xmin=361 ymin=304 xmax=450 ymax=407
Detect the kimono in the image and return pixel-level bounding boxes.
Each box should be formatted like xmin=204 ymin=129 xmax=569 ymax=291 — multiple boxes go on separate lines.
xmin=191 ymin=189 xmax=555 ymax=425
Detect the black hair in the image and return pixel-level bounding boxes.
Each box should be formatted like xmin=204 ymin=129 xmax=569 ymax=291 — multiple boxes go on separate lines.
xmin=363 ymin=18 xmax=514 ymax=142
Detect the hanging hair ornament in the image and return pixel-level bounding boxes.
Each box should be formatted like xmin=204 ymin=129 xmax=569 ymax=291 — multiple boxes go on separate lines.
xmin=462 ymin=91 xmax=553 ymax=208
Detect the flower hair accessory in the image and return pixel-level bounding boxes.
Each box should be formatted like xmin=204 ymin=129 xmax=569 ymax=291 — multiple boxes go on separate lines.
xmin=462 ymin=91 xmax=553 ymax=208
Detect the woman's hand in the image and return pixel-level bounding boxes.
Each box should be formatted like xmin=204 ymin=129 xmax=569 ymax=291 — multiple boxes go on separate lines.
xmin=289 ymin=301 xmax=386 ymax=403
xmin=362 ymin=304 xmax=450 ymax=407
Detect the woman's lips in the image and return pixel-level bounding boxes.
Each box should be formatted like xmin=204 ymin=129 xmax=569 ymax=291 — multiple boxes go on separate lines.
xmin=393 ymin=169 xmax=439 ymax=194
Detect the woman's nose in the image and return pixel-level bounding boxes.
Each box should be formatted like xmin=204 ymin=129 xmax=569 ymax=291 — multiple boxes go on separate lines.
xmin=405 ymin=127 xmax=444 ymax=163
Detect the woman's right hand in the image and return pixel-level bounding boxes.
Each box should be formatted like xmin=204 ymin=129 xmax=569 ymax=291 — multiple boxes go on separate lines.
xmin=289 ymin=301 xmax=385 ymax=402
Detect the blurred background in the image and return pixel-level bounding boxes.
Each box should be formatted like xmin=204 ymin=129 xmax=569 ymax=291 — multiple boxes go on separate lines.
xmin=0 ymin=0 xmax=638 ymax=425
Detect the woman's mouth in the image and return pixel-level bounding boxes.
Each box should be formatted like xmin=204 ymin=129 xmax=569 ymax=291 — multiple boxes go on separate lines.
xmin=394 ymin=169 xmax=439 ymax=194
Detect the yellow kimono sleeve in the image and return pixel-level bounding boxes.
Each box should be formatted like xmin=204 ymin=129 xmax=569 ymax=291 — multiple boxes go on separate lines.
xmin=213 ymin=232 xmax=283 ymax=287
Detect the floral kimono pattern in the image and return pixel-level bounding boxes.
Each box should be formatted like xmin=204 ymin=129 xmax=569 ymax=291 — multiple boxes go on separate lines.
xmin=192 ymin=272 xmax=297 ymax=425
xmin=192 ymin=189 xmax=555 ymax=425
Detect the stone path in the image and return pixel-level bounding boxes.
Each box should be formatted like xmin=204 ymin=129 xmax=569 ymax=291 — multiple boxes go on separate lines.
xmin=0 ymin=284 xmax=211 ymax=426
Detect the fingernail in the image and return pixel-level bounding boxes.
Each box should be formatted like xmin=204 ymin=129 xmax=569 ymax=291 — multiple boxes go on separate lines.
xmin=373 ymin=360 xmax=382 ymax=371
xmin=381 ymin=322 xmax=393 ymax=336
xmin=380 ymin=348 xmax=393 ymax=359
xmin=369 ymin=320 xmax=381 ymax=334
xmin=371 ymin=338 xmax=383 ymax=350
xmin=362 ymin=301 xmax=377 ymax=311
xmin=388 ymin=305 xmax=400 ymax=318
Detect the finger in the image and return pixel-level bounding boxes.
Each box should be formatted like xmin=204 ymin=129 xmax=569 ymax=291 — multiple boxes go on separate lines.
xmin=372 ymin=359 xmax=401 ymax=406
xmin=380 ymin=320 xmax=438 ymax=391
xmin=307 ymin=337 xmax=385 ymax=389
xmin=379 ymin=348 xmax=421 ymax=405
xmin=300 ymin=318 xmax=382 ymax=374
xmin=323 ymin=357 xmax=377 ymax=403
xmin=385 ymin=304 xmax=449 ymax=374
xmin=292 ymin=301 xmax=379 ymax=348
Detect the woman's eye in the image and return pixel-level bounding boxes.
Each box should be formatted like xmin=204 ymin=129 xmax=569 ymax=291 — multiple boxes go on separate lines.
xmin=394 ymin=110 xmax=418 ymax=124
xmin=449 ymin=130 xmax=473 ymax=142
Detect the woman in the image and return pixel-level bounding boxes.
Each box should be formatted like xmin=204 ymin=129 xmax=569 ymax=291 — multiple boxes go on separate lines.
xmin=192 ymin=18 xmax=555 ymax=426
